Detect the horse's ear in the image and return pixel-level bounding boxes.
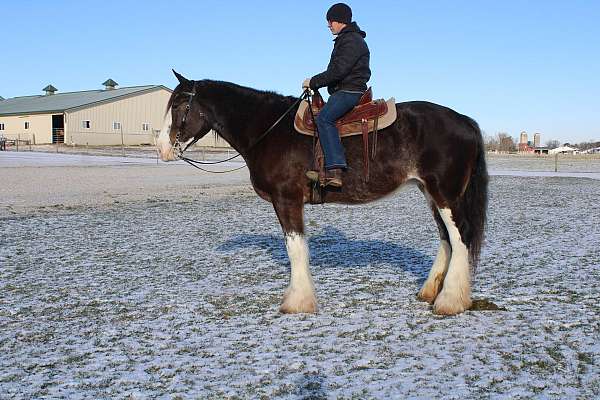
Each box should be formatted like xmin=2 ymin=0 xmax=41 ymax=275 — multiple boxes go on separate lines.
xmin=172 ymin=69 xmax=189 ymax=85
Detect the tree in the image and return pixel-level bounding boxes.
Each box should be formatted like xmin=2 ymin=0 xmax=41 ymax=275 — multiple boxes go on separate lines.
xmin=545 ymin=140 xmax=560 ymax=149
xmin=483 ymin=131 xmax=499 ymax=152
xmin=483 ymin=132 xmax=516 ymax=152
xmin=497 ymin=132 xmax=516 ymax=152
xmin=572 ymin=140 xmax=600 ymax=151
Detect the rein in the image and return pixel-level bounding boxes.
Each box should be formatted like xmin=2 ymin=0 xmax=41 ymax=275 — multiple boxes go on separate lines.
xmin=175 ymin=86 xmax=310 ymax=173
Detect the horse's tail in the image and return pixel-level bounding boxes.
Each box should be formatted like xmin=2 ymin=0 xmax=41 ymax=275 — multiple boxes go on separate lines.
xmin=460 ymin=118 xmax=488 ymax=271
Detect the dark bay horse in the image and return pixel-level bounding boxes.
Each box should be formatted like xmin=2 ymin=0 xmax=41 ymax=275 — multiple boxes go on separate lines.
xmin=157 ymin=71 xmax=488 ymax=316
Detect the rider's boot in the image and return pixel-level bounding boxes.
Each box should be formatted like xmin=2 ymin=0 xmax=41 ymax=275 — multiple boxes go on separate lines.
xmin=322 ymin=168 xmax=343 ymax=188
xmin=306 ymin=168 xmax=343 ymax=188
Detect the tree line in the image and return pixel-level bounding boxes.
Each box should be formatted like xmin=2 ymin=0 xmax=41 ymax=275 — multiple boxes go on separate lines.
xmin=484 ymin=132 xmax=599 ymax=152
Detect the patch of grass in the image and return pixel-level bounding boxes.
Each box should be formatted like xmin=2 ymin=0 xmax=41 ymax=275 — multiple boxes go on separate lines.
xmin=523 ymin=359 xmax=554 ymax=373
xmin=545 ymin=345 xmax=564 ymax=363
xmin=464 ymin=374 xmax=481 ymax=385
xmin=577 ymin=352 xmax=594 ymax=375
xmin=577 ymin=352 xmax=593 ymax=365
xmin=64 ymin=353 xmax=90 ymax=364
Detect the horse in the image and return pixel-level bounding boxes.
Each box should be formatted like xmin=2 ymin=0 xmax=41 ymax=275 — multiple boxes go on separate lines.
xmin=157 ymin=71 xmax=488 ymax=316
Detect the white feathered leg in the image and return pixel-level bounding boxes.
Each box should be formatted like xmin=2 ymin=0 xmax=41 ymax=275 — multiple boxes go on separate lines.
xmin=280 ymin=233 xmax=318 ymax=313
xmin=433 ymin=208 xmax=472 ymax=315
xmin=418 ymin=240 xmax=451 ymax=303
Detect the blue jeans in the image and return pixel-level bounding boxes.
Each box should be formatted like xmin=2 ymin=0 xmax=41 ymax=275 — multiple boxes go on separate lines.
xmin=315 ymin=90 xmax=362 ymax=170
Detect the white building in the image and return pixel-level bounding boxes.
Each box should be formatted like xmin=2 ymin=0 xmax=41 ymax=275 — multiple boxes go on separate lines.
xmin=582 ymin=147 xmax=600 ymax=154
xmin=0 ymin=80 xmax=229 ymax=148
xmin=548 ymin=146 xmax=579 ymax=155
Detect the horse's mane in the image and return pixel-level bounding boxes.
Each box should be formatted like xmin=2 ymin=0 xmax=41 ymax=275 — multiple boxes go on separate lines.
xmin=166 ymin=79 xmax=297 ymax=113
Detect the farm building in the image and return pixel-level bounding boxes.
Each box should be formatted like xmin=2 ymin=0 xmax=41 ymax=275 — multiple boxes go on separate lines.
xmin=582 ymin=146 xmax=600 ymax=154
xmin=0 ymin=80 xmax=230 ymax=148
xmin=549 ymin=146 xmax=579 ymax=155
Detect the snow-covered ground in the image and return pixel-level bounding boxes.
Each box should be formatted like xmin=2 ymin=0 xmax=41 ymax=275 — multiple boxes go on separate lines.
xmin=0 ymin=149 xmax=244 ymax=168
xmin=1 ymin=152 xmax=599 ymax=399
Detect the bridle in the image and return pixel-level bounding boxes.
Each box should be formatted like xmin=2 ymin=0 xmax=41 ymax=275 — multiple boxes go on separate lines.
xmin=171 ymin=81 xmax=311 ymax=173
xmin=172 ymin=80 xmax=203 ymax=158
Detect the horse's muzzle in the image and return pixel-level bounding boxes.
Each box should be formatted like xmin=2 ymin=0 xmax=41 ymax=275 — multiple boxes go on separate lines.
xmin=157 ymin=108 xmax=178 ymax=161
xmin=156 ymin=139 xmax=178 ymax=161
xmin=160 ymin=147 xmax=178 ymax=161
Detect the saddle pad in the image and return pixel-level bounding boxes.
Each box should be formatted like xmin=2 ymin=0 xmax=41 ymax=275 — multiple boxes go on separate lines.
xmin=294 ymin=98 xmax=397 ymax=137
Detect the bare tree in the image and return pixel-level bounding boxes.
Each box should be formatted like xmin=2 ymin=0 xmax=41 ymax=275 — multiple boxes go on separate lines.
xmin=572 ymin=140 xmax=600 ymax=151
xmin=483 ymin=131 xmax=499 ymax=152
xmin=497 ymin=132 xmax=516 ymax=152
xmin=545 ymin=140 xmax=560 ymax=149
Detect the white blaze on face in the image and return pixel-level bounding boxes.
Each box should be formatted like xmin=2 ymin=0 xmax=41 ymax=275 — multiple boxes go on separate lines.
xmin=157 ymin=107 xmax=175 ymax=161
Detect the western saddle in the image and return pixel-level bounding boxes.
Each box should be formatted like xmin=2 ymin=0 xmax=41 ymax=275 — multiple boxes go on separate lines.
xmin=294 ymin=87 xmax=397 ymax=184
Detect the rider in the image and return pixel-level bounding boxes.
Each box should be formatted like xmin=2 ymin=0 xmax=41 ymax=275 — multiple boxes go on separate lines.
xmin=303 ymin=2 xmax=371 ymax=188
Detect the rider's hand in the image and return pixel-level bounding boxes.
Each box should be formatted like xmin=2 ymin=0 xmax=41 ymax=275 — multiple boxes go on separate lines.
xmin=302 ymin=78 xmax=311 ymax=89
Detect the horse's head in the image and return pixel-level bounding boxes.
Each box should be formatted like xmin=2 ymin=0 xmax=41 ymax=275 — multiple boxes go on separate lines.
xmin=157 ymin=70 xmax=214 ymax=161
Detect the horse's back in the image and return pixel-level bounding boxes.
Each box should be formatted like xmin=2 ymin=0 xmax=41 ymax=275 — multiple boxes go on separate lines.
xmin=388 ymin=101 xmax=483 ymax=176
xmin=395 ymin=101 xmax=482 ymax=142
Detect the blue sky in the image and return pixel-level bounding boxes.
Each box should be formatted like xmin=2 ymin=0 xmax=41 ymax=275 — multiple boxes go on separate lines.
xmin=2 ymin=1 xmax=599 ymax=144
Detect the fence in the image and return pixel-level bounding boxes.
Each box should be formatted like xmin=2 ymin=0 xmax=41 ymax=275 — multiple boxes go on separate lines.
xmin=486 ymin=152 xmax=600 ymax=173
xmin=1 ymin=132 xmax=36 ymax=143
xmin=0 ymin=135 xmax=32 ymax=151
xmin=52 ymin=128 xmax=64 ymax=144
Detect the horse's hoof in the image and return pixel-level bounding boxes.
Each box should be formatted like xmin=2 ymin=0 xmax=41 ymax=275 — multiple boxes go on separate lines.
xmin=280 ymin=289 xmax=318 ymax=314
xmin=417 ymin=282 xmax=441 ymax=304
xmin=432 ymin=290 xmax=472 ymax=316
xmin=417 ymin=290 xmax=436 ymax=304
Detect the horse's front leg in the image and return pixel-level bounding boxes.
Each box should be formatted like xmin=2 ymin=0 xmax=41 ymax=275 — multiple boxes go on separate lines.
xmin=272 ymin=197 xmax=317 ymax=314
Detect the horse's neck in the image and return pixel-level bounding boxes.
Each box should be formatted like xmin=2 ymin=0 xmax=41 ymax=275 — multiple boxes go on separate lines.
xmin=208 ymin=85 xmax=294 ymax=155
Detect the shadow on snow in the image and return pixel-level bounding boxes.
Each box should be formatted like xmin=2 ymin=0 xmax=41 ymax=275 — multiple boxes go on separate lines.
xmin=217 ymin=226 xmax=433 ymax=281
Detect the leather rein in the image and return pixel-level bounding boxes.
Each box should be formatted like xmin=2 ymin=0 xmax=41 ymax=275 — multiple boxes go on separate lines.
xmin=173 ymin=81 xmax=310 ymax=173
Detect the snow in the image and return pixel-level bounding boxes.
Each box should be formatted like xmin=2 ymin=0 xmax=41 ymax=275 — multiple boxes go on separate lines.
xmin=0 ymin=150 xmax=244 ymax=169
xmin=0 ymin=152 xmax=599 ymax=398
xmin=490 ymin=170 xmax=600 ymax=180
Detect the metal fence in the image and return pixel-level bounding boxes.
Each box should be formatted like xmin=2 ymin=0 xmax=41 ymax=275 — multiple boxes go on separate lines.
xmin=52 ymin=128 xmax=64 ymax=144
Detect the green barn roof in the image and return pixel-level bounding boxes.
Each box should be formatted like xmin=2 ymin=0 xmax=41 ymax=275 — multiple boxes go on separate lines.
xmin=0 ymin=85 xmax=171 ymax=116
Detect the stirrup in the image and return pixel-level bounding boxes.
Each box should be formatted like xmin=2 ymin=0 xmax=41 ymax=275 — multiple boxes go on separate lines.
xmin=306 ymin=170 xmax=319 ymax=182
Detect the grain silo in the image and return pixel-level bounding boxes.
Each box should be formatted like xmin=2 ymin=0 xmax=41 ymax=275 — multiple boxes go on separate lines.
xmin=520 ymin=131 xmax=528 ymax=144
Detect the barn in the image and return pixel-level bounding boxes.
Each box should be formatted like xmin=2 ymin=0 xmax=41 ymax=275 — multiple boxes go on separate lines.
xmin=0 ymin=80 xmax=229 ymax=148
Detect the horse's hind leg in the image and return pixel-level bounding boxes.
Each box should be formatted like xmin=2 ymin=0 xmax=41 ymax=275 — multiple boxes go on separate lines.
xmin=417 ymin=205 xmax=451 ymax=304
xmin=433 ymin=207 xmax=472 ymax=315
xmin=272 ymin=197 xmax=317 ymax=314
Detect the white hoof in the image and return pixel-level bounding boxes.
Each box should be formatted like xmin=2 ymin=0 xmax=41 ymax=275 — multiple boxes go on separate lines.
xmin=417 ymin=274 xmax=444 ymax=304
xmin=279 ymin=287 xmax=318 ymax=314
xmin=433 ymin=289 xmax=472 ymax=315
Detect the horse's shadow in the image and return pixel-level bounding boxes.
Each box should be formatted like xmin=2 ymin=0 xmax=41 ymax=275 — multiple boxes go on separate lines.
xmin=217 ymin=226 xmax=433 ymax=281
